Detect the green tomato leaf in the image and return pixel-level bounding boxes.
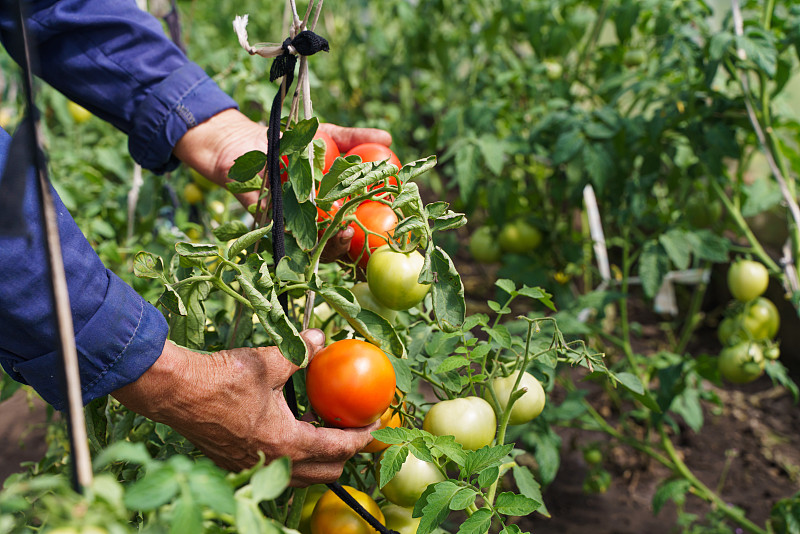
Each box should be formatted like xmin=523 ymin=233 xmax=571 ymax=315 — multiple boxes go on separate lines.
xmin=638 ymin=240 xmax=670 ymax=299
xmin=279 ymin=118 xmax=318 ymax=155
xmin=169 ymin=492 xmax=203 ymax=534
xmin=227 ymin=225 xmax=273 ymax=260
xmin=652 ymin=479 xmax=691 ymax=514
xmin=430 ymin=247 xmax=466 ymax=332
xmin=283 ymin=185 xmax=318 ymax=251
xmin=379 ymin=445 xmax=409 ymax=488
xmin=454 ymin=142 xmax=479 ymax=203
xmin=448 ymin=487 xmax=478 ymax=511
xmin=92 ymin=441 xmax=152 ymax=471
xmin=512 ymin=465 xmax=548 ymax=517
xmin=168 ymin=280 xmax=210 ymax=349
xmin=434 ymin=355 xmax=470 ymax=374
xmin=396 ymin=155 xmax=437 ymax=186
xmin=287 ymin=153 xmax=314 ymax=203
xmin=495 ymin=492 xmax=538 ymax=517
xmin=462 ymin=444 xmax=514 ymax=479
xmin=393 ymin=180 xmax=426 ymax=220
xmin=123 ymin=465 xmax=179 ymax=510
xmin=413 ymin=481 xmax=461 ymax=534
xmin=659 ymin=229 xmax=691 ymax=271
xmin=477 ymin=466 xmax=500 ymax=489
xmin=687 ymin=229 xmax=730 ymax=263
xmin=175 ymin=242 xmax=219 ymax=258
xmin=229 ymin=150 xmax=267 ymax=182
xmin=213 ymin=220 xmax=251 ymax=242
xmin=552 ymin=128 xmax=584 ymax=165
xmin=227 ymin=175 xmax=264 ymax=194
xmin=457 ymin=508 xmax=492 ymax=533
xmin=477 ymin=134 xmax=507 ymax=177
xmin=250 ymin=457 xmax=291 ymax=503
xmin=235 ymin=499 xmax=271 ymax=534
xmin=133 ymin=251 xmax=165 ymax=280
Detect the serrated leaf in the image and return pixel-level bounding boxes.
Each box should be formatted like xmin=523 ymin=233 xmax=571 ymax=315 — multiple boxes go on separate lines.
xmin=169 ymin=491 xmax=202 ymax=534
xmin=251 ymin=457 xmax=291 ymax=503
xmin=495 ymin=278 xmax=516 ymax=295
xmin=229 ymin=151 xmax=268 ymax=182
xmin=552 ymin=128 xmax=584 ymax=165
xmin=518 ymin=286 xmax=556 ymax=311
xmin=227 ymin=175 xmax=264 ymax=194
xmin=659 ymin=229 xmax=691 ymax=270
xmin=639 ymin=241 xmax=670 ymax=298
xmin=511 ymin=465 xmax=547 ymax=516
xmin=430 ymin=247 xmax=466 ymax=332
xmin=652 ymin=479 xmax=691 ymax=514
xmin=280 ymin=118 xmax=318 ymax=155
xmin=687 ymin=229 xmax=730 ymax=263
xmin=175 ymin=242 xmax=219 ymax=258
xmin=393 ymin=181 xmax=427 ymax=219
xmin=454 ymin=143 xmax=479 ymax=203
xmin=379 ymin=445 xmax=409 ymax=488
xmin=477 ymin=135 xmax=507 ymax=176
xmin=457 ymin=508 xmax=492 ymax=533
xmin=213 ymin=221 xmax=251 ymax=242
xmin=124 ymin=465 xmax=179 ymax=510
xmin=396 ymin=155 xmax=437 ymax=186
xmin=477 ymin=466 xmax=500 ymax=488
xmin=495 ymin=492 xmax=538 ymax=516
xmin=283 ymin=186 xmax=318 ymax=250
xmin=448 ymin=487 xmax=478 ymax=511
xmin=188 ymin=462 xmax=236 ymax=516
xmin=168 ymin=281 xmax=209 ymax=349
xmin=583 ymin=144 xmax=615 ymax=193
xmin=227 ymin=225 xmax=273 ymax=260
xmin=462 ymin=444 xmax=514 ymax=478
xmin=742 ymin=178 xmax=782 ymax=218
xmin=133 ymin=251 xmax=165 ymax=280
xmin=92 ymin=441 xmax=152 ymax=470
xmin=434 ymin=355 xmax=470 ymax=374
xmin=287 ymin=153 xmax=314 ymax=202
xmin=413 ymin=481 xmax=461 ymax=534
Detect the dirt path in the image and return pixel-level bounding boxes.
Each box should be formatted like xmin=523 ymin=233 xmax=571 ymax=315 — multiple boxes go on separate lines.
xmin=0 ymin=390 xmax=49 ymax=481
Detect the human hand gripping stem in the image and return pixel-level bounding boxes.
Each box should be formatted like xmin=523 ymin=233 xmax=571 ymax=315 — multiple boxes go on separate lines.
xmin=173 ymin=109 xmax=394 ymax=260
xmin=112 ymin=328 xmax=379 ymax=486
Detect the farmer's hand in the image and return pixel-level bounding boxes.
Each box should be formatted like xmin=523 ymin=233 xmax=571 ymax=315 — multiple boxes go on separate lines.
xmin=112 ymin=328 xmax=378 ymax=486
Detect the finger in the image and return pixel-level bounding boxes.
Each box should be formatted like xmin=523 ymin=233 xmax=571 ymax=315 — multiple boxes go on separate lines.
xmin=289 ymin=461 xmax=348 ymax=487
xmin=318 ymin=123 xmax=392 ymax=152
xmin=296 ymin=421 xmax=381 ymax=463
xmin=319 ymin=226 xmax=354 ymax=263
xmin=300 ymin=328 xmax=326 ymax=357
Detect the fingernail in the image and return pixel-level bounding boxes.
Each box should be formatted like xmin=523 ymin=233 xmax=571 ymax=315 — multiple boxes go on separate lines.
xmin=302 ymin=328 xmax=326 ymax=351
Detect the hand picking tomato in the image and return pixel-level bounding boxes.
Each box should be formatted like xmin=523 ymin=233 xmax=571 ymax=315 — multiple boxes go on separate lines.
xmin=422 ymin=396 xmax=496 ymax=450
xmin=367 ymin=246 xmax=430 ymax=311
xmin=305 ymin=339 xmax=396 ymax=428
xmin=727 ymin=259 xmax=769 ymax=302
xmin=718 ymin=342 xmax=765 ymax=384
xmin=469 ymin=226 xmax=502 ymax=263
xmin=485 ymin=370 xmax=546 ymax=425
xmin=310 ymin=485 xmax=385 ymax=534
xmin=347 ymin=201 xmax=398 ymax=269
xmin=351 ymin=282 xmax=398 ymax=324
xmin=379 ymin=451 xmax=446 ymax=508
xmin=380 ymin=503 xmax=421 ymax=534
xmin=498 ymin=220 xmax=542 ymax=254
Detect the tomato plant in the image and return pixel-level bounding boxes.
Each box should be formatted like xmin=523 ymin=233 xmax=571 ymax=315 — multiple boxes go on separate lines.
xmin=486 ymin=370 xmax=546 ymax=425
xmin=498 ymin=219 xmax=542 ymax=254
xmin=309 ymin=486 xmax=385 ymax=534
xmin=347 ymin=201 xmax=398 ymax=269
xmin=727 ymin=260 xmax=769 ymax=302
xmin=379 ymin=451 xmax=445 ymax=507
xmin=718 ymin=342 xmax=765 ymax=384
xmin=305 ymin=339 xmax=396 ymax=428
xmin=422 ymin=396 xmax=496 ymax=451
xmin=366 ymin=245 xmax=430 ymax=311
xmin=350 ymin=281 xmax=397 ymax=324
xmin=469 ymin=226 xmax=502 ymax=263
xmin=345 ymin=143 xmax=401 ymax=169
xmin=361 ymin=403 xmax=403 ymax=453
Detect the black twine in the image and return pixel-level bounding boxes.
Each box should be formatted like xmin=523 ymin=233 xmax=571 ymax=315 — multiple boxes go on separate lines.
xmin=265 ymin=30 xmax=397 ymax=534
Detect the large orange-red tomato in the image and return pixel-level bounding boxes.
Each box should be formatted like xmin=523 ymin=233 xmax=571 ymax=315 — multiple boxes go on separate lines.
xmin=305 ymin=339 xmax=396 ymax=428
xmin=347 ymin=201 xmax=398 ymax=269
xmin=361 ymin=403 xmax=404 ymax=453
xmin=345 ymin=143 xmax=401 ymax=190
xmin=310 ymin=485 xmax=385 ymax=534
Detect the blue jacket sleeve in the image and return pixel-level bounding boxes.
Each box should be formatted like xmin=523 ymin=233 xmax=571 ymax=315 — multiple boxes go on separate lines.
xmin=0 ymin=0 xmax=238 ymax=173
xmin=0 ymin=127 xmax=169 ymax=410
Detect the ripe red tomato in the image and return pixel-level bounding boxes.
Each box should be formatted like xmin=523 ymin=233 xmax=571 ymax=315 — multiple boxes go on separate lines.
xmin=345 ymin=143 xmax=401 ymax=191
xmin=305 ymin=339 xmax=396 ymax=428
xmin=361 ymin=403 xmax=404 ymax=453
xmin=347 ymin=201 xmax=398 ymax=269
xmin=366 ymin=246 xmax=430 ymax=311
xmin=310 ymin=486 xmax=385 ymax=534
xmin=422 ymin=396 xmax=496 ymax=450
xmin=379 ymin=452 xmax=446 ymax=508
xmin=727 ymin=260 xmax=769 ymax=302
xmin=315 ymin=130 xmax=340 ymax=174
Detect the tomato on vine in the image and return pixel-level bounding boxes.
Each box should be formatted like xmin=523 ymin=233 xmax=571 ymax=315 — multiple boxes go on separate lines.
xmin=498 ymin=219 xmax=542 ymax=254
xmin=380 ymin=504 xmax=420 ymax=534
xmin=379 ymin=452 xmax=445 ymax=508
xmin=469 ymin=226 xmax=502 ymax=263
xmin=422 ymin=396 xmax=496 ymax=450
xmin=351 ymin=282 xmax=398 ymax=324
xmin=305 ymin=339 xmax=396 ymax=428
xmin=366 ymin=246 xmax=430 ymax=311
xmin=361 ymin=403 xmax=403 ymax=453
xmin=486 ymin=370 xmax=546 ymax=425
xmin=345 ymin=143 xmax=401 ymax=191
xmin=727 ymin=260 xmax=769 ymax=302
xmin=347 ymin=201 xmax=398 ymax=269
xmin=718 ymin=342 xmax=765 ymax=384
xmin=310 ymin=486 xmax=385 ymax=534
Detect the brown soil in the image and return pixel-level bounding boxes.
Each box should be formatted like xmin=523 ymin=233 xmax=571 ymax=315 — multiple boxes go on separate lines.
xmin=0 ymin=391 xmax=49 ymax=481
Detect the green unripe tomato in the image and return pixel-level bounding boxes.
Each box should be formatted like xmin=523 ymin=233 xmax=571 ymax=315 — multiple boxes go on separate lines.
xmin=422 ymin=396 xmax=496 ymax=450
xmin=485 ymin=370 xmax=546 ymax=425
xmin=367 ymin=245 xmax=430 ymax=311
xmin=583 ymin=448 xmax=603 ymax=466
xmin=380 ymin=452 xmax=445 ymax=508
xmin=764 ymin=345 xmax=781 ymax=361
xmin=298 ymin=485 xmax=328 ymax=534
xmin=543 ymin=60 xmax=563 ymax=80
xmin=727 ymin=260 xmax=769 ymax=302
xmin=380 ymin=504 xmax=421 ymax=534
xmin=469 ymin=226 xmax=502 ymax=263
xmin=718 ymin=342 xmax=765 ymax=384
xmin=67 ymin=100 xmax=92 ymax=123
xmin=351 ymin=282 xmax=397 ymax=323
xmin=498 ymin=220 xmax=542 ymax=254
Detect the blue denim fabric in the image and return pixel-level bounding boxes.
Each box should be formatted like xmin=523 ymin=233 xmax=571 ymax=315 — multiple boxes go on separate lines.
xmin=0 ymin=0 xmax=237 ymax=409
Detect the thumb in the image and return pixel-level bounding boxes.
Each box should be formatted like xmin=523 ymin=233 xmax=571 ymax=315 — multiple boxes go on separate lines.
xmin=300 ymin=328 xmax=326 ymax=360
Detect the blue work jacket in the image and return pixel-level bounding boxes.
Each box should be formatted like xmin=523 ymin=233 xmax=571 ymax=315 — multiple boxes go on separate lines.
xmin=0 ymin=0 xmax=237 ymax=410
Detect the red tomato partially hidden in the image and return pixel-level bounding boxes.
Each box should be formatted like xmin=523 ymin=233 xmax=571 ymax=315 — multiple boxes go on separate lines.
xmin=347 ymin=201 xmax=398 ymax=269
xmin=305 ymin=339 xmax=396 ymax=428
xmin=346 ymin=143 xmax=401 ymax=191
xmin=315 ymin=130 xmax=341 ymax=174
xmin=361 ymin=403 xmax=404 ymax=453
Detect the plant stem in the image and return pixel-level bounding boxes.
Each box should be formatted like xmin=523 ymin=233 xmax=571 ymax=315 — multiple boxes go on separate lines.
xmin=675 ymin=263 xmax=710 ymax=355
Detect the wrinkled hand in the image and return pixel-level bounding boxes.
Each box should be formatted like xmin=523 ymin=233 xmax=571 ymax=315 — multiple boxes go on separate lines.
xmin=173 ymin=110 xmax=391 ymax=261
xmin=112 ymin=329 xmax=378 ymax=486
